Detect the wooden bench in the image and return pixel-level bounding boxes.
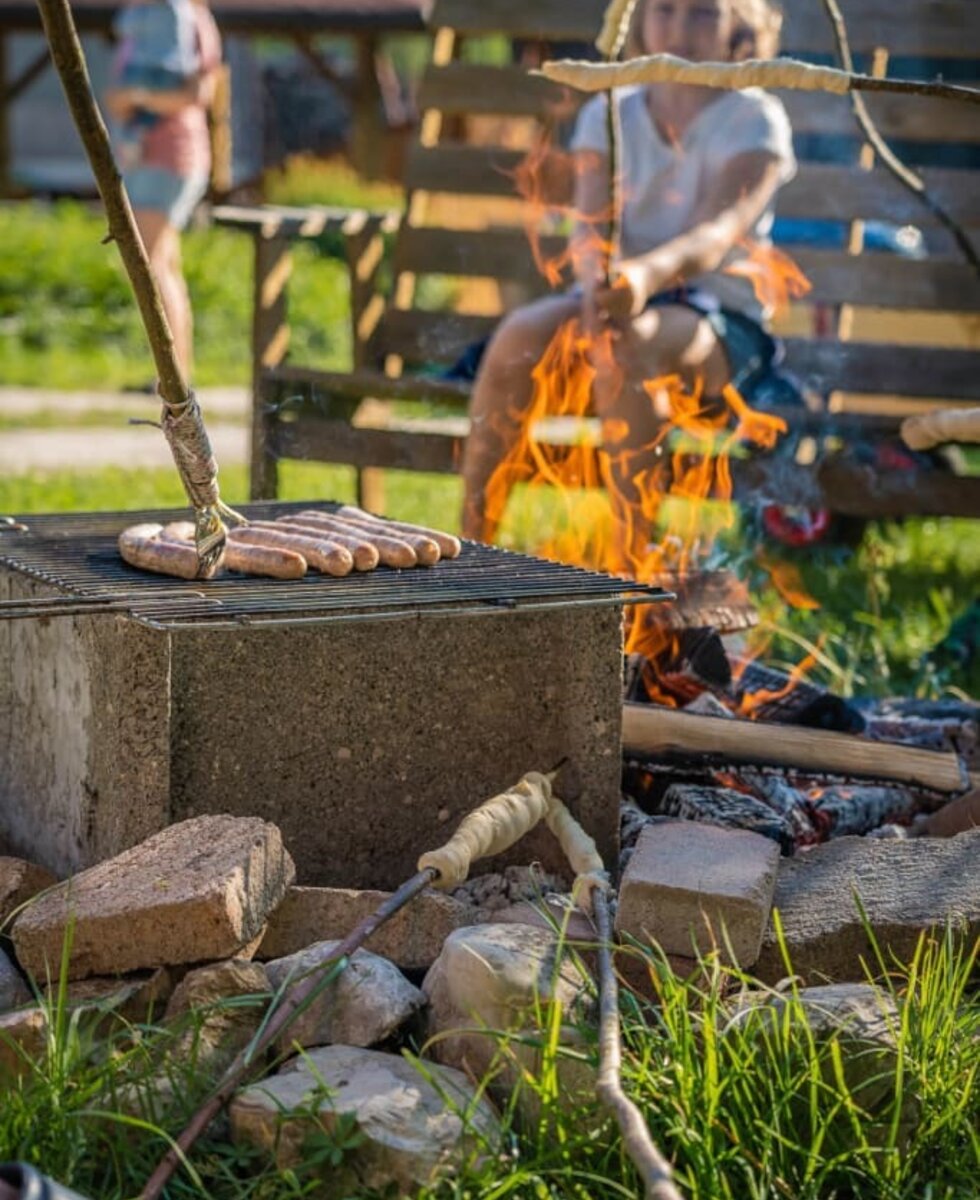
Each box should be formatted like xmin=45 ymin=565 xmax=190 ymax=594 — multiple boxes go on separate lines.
xmin=216 ymin=0 xmax=980 ymax=520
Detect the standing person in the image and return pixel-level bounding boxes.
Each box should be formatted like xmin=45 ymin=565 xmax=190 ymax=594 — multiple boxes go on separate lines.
xmin=105 ymin=0 xmax=222 ymax=384
xmin=460 ymin=0 xmax=796 ymax=551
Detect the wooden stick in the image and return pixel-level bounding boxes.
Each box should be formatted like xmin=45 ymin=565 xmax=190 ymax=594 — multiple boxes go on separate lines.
xmin=622 ymin=703 xmax=973 ymax=794
xmin=35 ymin=0 xmax=236 ymax=571
xmin=594 ymin=887 xmax=684 ymax=1200
xmin=820 ymin=0 xmax=979 ymax=276
xmin=537 ymin=54 xmax=980 ymax=106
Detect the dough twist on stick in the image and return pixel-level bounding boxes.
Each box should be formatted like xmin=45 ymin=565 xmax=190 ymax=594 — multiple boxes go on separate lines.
xmin=538 ymin=53 xmax=980 ymax=104
xmin=419 ymin=771 xmax=552 ymax=888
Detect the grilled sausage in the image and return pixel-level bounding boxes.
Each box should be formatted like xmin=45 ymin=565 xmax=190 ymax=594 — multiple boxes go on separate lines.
xmin=272 ymin=518 xmax=380 ymax=571
xmin=119 ymin=523 xmax=217 ymax=580
xmin=326 ymin=512 xmax=440 ymax=566
xmin=164 ymin=520 xmax=308 ymax=579
xmin=292 ymin=511 xmax=417 ymax=569
xmin=336 ymin=505 xmax=462 ymax=559
xmin=230 ymin=525 xmax=353 ymax=577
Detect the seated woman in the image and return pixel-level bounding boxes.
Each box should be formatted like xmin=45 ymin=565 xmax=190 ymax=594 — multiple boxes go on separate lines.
xmin=460 ymin=0 xmax=796 ymax=553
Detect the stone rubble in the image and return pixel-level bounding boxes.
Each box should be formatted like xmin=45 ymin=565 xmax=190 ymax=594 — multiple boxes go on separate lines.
xmin=0 ymin=801 xmax=974 ymax=1193
xmin=264 ymin=940 xmax=424 ymax=1054
xmin=0 ymin=855 xmax=58 ymax=930
xmin=230 ymin=1045 xmax=501 ymax=1196
xmin=0 ymin=946 xmax=31 ymax=1013
xmin=754 ymin=828 xmax=980 ymax=984
xmin=12 ymin=816 xmax=295 ymax=981
xmin=258 ymin=884 xmax=474 ymax=969
xmin=616 ymin=821 xmax=780 ymax=967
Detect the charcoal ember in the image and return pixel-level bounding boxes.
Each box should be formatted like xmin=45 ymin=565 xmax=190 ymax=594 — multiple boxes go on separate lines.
xmin=731 ymin=662 xmax=865 ymax=733
xmin=870 ymin=697 xmax=979 ymax=723
xmin=619 ymin=799 xmax=672 ymax=875
xmin=804 ymin=786 xmax=923 ymax=840
xmin=863 ymin=715 xmax=977 ymax=758
xmin=660 ymin=784 xmax=796 ymax=854
xmin=667 ymin=627 xmax=732 ymax=688
xmin=736 ymin=771 xmax=819 ymax=846
xmin=683 ymin=692 xmax=734 ymax=719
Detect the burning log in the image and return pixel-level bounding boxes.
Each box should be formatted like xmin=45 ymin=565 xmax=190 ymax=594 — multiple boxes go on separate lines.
xmin=622 ymin=704 xmax=974 ymax=794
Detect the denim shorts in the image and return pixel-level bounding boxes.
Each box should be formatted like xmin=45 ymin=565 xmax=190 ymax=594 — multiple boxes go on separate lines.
xmin=123 ymin=165 xmax=209 ymax=231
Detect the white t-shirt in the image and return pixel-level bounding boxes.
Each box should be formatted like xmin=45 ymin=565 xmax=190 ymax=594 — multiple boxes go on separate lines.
xmin=569 ymin=86 xmax=796 ymax=320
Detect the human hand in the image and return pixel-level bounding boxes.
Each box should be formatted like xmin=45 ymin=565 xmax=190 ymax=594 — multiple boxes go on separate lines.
xmin=590 ymin=260 xmax=652 ymax=325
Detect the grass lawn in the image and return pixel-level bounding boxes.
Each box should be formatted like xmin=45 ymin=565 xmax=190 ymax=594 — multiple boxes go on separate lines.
xmin=0 ymin=199 xmax=351 ymax=389
xmin=0 ymin=928 xmax=976 ymax=1200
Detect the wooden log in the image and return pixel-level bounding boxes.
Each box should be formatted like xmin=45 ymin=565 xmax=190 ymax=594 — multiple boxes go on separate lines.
xmin=622 ymin=703 xmax=974 ymax=794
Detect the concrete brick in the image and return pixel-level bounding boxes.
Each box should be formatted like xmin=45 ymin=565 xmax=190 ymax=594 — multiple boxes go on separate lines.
xmin=0 ymin=856 xmax=58 ymax=930
xmin=755 ymin=829 xmax=980 ymax=985
xmin=257 ymin=886 xmax=475 ymax=971
xmin=615 ymin=821 xmax=780 ymax=967
xmin=12 ymin=816 xmax=294 ymax=981
xmin=0 ymin=564 xmax=622 ymax=891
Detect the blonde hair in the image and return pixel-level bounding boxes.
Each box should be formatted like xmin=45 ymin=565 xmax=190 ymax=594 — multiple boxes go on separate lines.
xmin=627 ymin=0 xmax=783 ymax=61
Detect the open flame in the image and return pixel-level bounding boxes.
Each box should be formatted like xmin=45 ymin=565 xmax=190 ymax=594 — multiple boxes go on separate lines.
xmin=492 ymin=137 xmax=817 ymax=709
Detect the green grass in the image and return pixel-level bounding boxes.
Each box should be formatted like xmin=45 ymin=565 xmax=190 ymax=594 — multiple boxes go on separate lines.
xmin=1 ymin=924 xmax=976 ymax=1199
xmin=0 ymin=199 xmax=351 ymax=389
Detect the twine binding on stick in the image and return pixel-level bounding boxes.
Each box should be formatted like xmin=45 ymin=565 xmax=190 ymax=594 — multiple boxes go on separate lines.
xmin=160 ymin=391 xmax=245 ymax=569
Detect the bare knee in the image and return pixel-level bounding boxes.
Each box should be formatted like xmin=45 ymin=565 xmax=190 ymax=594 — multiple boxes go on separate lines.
xmin=615 ymin=306 xmax=729 ymax=397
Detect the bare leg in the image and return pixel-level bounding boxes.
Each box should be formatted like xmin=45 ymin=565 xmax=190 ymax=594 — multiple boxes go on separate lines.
xmin=599 ymin=305 xmax=730 ymax=566
xmin=133 ymin=207 xmax=193 ymax=382
xmin=461 ymin=294 xmax=580 ymax=541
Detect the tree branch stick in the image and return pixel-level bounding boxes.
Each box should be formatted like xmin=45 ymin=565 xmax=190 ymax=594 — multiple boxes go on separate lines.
xmin=820 ymin=0 xmax=979 ymax=275
xmin=594 ymin=887 xmax=684 ymax=1200
xmin=35 ymin=0 xmax=238 ymax=570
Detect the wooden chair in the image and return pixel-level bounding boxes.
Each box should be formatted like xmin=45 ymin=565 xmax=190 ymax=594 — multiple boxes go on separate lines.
xmin=215 ymin=0 xmax=980 ymax=520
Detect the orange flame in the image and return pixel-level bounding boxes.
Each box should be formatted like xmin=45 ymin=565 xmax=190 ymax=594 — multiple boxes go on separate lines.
xmin=491 ymin=143 xmax=815 ymax=706
xmin=756 ymin=551 xmax=820 ymax=611
xmin=726 ymin=241 xmax=812 ymax=316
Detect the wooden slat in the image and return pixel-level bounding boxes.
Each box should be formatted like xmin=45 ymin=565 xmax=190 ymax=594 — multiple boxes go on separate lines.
xmin=214 ymin=204 xmax=400 ymax=240
xmin=429 ymin=0 xmax=980 ymax=57
xmin=783 ymin=88 xmax=980 ymax=144
xmin=375 ymin=310 xmax=980 ymax=402
xmin=395 ymin=226 xmax=980 ymax=311
xmin=733 ymin=455 xmax=980 ymax=519
xmin=378 ymin=309 xmax=498 ymax=364
xmin=270 ymin=364 xmax=472 ymax=403
xmin=783 ymin=340 xmax=980 ymax=401
xmin=274 ymin=416 xmax=465 ymax=474
xmin=419 ymin=62 xmax=576 ymax=118
xmin=792 ymin=249 xmax=980 ymax=311
xmin=270 ymin=412 xmax=980 ymax=518
xmin=406 ymin=146 xmax=980 ymax=228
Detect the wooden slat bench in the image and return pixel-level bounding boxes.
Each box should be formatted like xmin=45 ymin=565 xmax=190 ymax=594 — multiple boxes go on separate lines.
xmin=215 ymin=0 xmax=980 ymax=519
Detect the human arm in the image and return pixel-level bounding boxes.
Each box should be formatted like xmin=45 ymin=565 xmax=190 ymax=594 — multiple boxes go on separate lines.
xmin=596 ymin=148 xmax=786 ymax=319
xmin=104 ymin=68 xmax=216 ymax=119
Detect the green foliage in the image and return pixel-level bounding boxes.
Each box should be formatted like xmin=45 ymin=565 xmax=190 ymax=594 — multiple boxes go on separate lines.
xmin=0 ymin=200 xmax=351 ymax=388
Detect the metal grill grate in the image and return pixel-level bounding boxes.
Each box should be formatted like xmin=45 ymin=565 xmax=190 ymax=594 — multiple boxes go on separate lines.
xmin=0 ymin=503 xmax=669 ymax=629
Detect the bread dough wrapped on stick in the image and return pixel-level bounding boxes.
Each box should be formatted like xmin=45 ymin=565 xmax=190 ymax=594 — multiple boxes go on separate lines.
xmin=901 ymin=407 xmax=980 ymax=450
xmin=540 ymin=52 xmax=853 ymax=95
xmin=418 ymin=770 xmax=608 ymax=913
